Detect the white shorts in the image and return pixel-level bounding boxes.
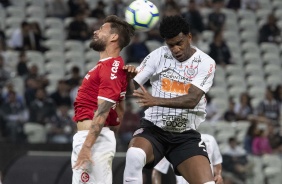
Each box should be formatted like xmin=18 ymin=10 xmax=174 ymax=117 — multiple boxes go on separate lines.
xmin=71 ymin=127 xmax=116 ymax=184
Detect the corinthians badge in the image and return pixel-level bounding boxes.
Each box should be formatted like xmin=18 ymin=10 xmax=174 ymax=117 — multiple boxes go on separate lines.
xmin=184 ymin=56 xmax=201 ymax=79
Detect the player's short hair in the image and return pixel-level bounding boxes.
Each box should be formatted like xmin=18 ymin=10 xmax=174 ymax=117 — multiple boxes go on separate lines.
xmin=159 ymin=15 xmax=190 ymax=39
xmin=104 ymin=15 xmax=135 ymax=50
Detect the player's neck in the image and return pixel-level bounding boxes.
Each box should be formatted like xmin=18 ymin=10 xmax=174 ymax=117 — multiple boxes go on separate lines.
xmin=100 ymin=46 xmax=120 ymax=59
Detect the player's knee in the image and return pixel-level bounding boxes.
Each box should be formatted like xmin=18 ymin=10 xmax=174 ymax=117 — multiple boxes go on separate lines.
xmin=125 ymin=147 xmax=146 ymax=170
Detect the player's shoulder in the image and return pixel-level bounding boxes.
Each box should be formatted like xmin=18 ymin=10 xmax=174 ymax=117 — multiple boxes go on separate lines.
xmin=195 ymin=47 xmax=215 ymax=65
xmin=102 ymin=56 xmax=125 ymax=68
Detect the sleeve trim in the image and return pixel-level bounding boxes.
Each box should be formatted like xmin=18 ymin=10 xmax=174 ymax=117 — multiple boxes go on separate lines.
xmin=98 ymin=96 xmax=116 ymax=103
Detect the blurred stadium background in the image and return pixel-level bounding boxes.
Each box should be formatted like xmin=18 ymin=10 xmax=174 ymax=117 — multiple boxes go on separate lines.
xmin=0 ymin=0 xmax=282 ymax=183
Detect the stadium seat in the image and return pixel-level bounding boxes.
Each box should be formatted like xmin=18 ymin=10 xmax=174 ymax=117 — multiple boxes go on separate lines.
xmin=45 ymin=28 xmax=65 ymax=41
xmin=240 ymin=31 xmax=258 ymax=43
xmin=27 ymin=0 xmax=46 ymax=7
xmin=45 ymin=51 xmax=65 ymax=63
xmin=256 ymin=9 xmax=271 ymax=22
xmin=5 ymin=28 xmax=16 ymax=39
xmin=274 ymin=9 xmax=282 ymax=19
xmin=262 ymin=154 xmax=282 ymax=183
xmin=197 ymin=122 xmax=215 ymax=136
xmin=64 ymin=17 xmax=73 ymax=28
xmin=85 ymin=50 xmax=100 ymax=63
xmin=26 ymin=6 xmax=45 ymax=19
xmin=245 ymin=64 xmax=264 ymax=77
xmin=264 ymin=64 xmax=282 ymax=77
xmin=251 ymin=97 xmax=263 ymax=109
xmin=44 ymin=40 xmax=64 ymax=52
xmin=246 ymin=75 xmax=266 ymax=88
xmin=262 ymin=53 xmax=281 ymax=66
xmin=242 ymin=42 xmax=261 ymax=55
xmin=26 ymin=17 xmax=45 ymax=30
xmin=208 ymin=86 xmax=229 ymax=99
xmin=222 ymin=8 xmax=237 ymax=22
xmin=212 ymin=97 xmax=229 ymax=113
xmin=5 ymin=17 xmax=24 ymax=29
xmin=239 ymin=19 xmax=258 ymax=32
xmin=266 ymin=75 xmax=282 ymax=90
xmin=249 ymin=86 xmax=266 ymax=99
xmin=260 ymin=43 xmax=280 ymax=55
xmin=5 ymin=50 xmax=19 ymax=70
xmin=243 ymin=52 xmax=263 ymax=66
xmin=9 ymin=76 xmax=24 ymax=96
xmin=10 ymin=0 xmax=27 ymax=7
xmin=85 ymin=17 xmax=98 ymax=28
xmin=225 ymin=65 xmax=244 ymax=76
xmin=229 ymin=86 xmax=247 ymax=99
xmin=6 ymin=6 xmax=25 ymax=18
xmin=145 ymin=40 xmax=163 ymax=52
xmin=65 ymin=40 xmax=84 ymax=52
xmin=238 ymin=9 xmax=256 ymax=21
xmin=202 ymin=30 xmax=214 ymax=43
xmin=227 ymin=75 xmax=247 ymax=89
xmin=45 ymin=18 xmax=64 ymax=30
xmin=45 ymin=61 xmax=65 ymax=77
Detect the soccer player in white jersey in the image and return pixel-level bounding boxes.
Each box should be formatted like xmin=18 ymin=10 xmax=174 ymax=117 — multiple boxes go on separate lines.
xmin=152 ymin=134 xmax=223 ymax=184
xmin=123 ymin=15 xmax=216 ymax=184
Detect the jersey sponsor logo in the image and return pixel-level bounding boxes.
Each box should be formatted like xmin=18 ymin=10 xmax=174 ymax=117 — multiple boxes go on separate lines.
xmin=184 ymin=56 xmax=201 ymax=79
xmin=81 ymin=172 xmax=90 ymax=182
xmin=138 ymin=55 xmax=150 ymax=72
xmin=110 ymin=60 xmax=120 ymax=80
xmin=198 ymin=140 xmax=207 ymax=152
xmin=161 ymin=78 xmax=191 ymax=94
xmin=200 ymin=64 xmax=214 ymax=87
xmin=162 ymin=115 xmax=188 ymax=128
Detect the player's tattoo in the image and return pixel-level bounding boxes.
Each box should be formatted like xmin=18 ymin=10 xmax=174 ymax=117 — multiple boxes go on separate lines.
xmin=96 ymin=101 xmax=114 ymax=118
xmin=89 ymin=101 xmax=114 ymax=138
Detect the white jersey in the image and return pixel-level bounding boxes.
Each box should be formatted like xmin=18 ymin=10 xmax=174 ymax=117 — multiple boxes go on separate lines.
xmin=154 ymin=134 xmax=222 ymax=175
xmin=134 ymin=46 xmax=216 ymax=132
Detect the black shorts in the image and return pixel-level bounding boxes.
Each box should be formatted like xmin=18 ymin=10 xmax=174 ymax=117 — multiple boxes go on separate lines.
xmin=133 ymin=118 xmax=209 ymax=175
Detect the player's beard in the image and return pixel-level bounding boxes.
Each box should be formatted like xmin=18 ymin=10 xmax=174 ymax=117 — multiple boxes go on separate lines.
xmin=89 ymin=38 xmax=106 ymax=52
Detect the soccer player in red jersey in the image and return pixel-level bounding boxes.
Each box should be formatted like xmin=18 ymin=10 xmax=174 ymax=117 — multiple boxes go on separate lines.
xmin=71 ymin=15 xmax=135 ymax=184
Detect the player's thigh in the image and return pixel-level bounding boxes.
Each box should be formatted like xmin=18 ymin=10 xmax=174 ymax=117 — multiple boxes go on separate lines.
xmin=177 ymin=155 xmax=213 ymax=184
xmin=129 ymin=136 xmax=155 ymax=164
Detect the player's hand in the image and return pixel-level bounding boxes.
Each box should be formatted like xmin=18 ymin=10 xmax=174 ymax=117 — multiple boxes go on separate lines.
xmin=214 ymin=174 xmax=224 ymax=184
xmin=133 ymin=85 xmax=157 ymax=107
xmin=123 ymin=65 xmax=137 ymax=80
xmin=73 ymin=146 xmax=93 ymax=170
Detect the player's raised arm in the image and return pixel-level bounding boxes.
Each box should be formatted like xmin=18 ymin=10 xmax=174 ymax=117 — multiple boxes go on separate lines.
xmin=73 ymin=99 xmax=114 ymax=169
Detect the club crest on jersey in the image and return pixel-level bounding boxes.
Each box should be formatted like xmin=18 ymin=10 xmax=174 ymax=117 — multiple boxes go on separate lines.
xmin=184 ymin=56 xmax=201 ymax=79
xmin=81 ymin=172 xmax=90 ymax=182
xmin=133 ymin=128 xmax=144 ymax=136
xmin=111 ymin=60 xmax=120 ymax=80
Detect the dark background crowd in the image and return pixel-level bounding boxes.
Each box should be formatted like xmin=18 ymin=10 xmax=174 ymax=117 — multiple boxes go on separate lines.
xmin=0 ymin=0 xmax=282 ymax=183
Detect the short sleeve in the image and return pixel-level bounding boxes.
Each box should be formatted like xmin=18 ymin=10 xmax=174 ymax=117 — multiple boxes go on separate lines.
xmin=134 ymin=48 xmax=160 ymax=85
xmin=191 ymin=57 xmax=216 ymax=93
xmin=98 ymin=60 xmax=126 ymax=103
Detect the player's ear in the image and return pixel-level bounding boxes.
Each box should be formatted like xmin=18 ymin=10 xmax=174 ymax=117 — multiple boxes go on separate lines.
xmin=188 ymin=33 xmax=192 ymax=42
xmin=110 ymin=33 xmax=119 ymax=42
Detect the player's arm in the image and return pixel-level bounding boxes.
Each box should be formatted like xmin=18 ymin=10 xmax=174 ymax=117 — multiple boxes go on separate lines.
xmin=151 ymin=169 xmax=162 ymax=184
xmin=86 ymin=99 xmax=114 ymax=146
xmin=213 ymin=163 xmax=223 ymax=184
xmin=73 ymin=99 xmax=114 ymax=169
xmin=134 ymin=84 xmax=204 ymax=109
